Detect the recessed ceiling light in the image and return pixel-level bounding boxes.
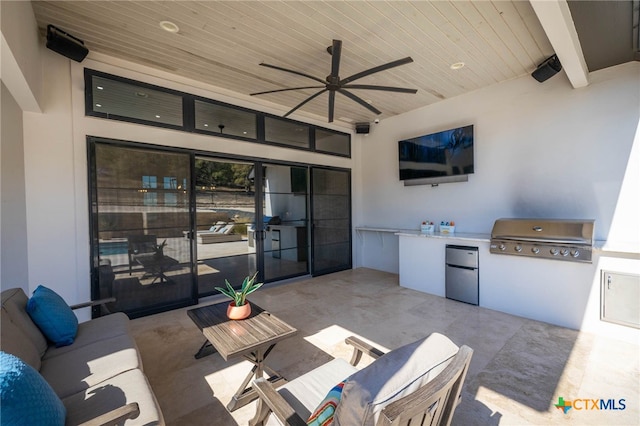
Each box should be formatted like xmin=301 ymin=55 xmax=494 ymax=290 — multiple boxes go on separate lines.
xmin=204 ymin=123 xmax=209 ymax=127
xmin=95 ymin=103 xmax=102 ymax=107
xmin=135 ymin=91 xmax=148 ymax=98
xmin=159 ymin=21 xmax=179 ymax=33
xmin=96 ymin=86 xmax=104 ymax=90
xmin=243 ymin=131 xmax=247 ymax=135
xmin=450 ymin=62 xmax=465 ymax=70
xmin=155 ymin=115 xmax=161 ymax=118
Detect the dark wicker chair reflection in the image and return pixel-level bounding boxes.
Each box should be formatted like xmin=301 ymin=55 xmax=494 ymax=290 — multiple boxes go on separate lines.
xmin=127 ymin=234 xmax=157 ymax=275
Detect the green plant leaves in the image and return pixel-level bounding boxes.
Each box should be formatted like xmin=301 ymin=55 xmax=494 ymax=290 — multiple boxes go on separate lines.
xmin=214 ymin=272 xmax=263 ymax=306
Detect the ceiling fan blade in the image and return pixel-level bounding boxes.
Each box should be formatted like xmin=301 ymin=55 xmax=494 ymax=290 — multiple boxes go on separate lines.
xmin=283 ymin=89 xmax=328 ymax=118
xmin=330 ymin=39 xmax=342 ymax=78
xmin=250 ymin=86 xmax=324 ymax=96
xmin=328 ymin=91 xmax=336 ymax=123
xmin=259 ymin=63 xmax=326 ymax=84
xmin=342 ymin=84 xmax=418 ymax=94
xmin=337 ymin=89 xmax=382 ymax=115
xmin=341 ymin=57 xmax=414 ymax=85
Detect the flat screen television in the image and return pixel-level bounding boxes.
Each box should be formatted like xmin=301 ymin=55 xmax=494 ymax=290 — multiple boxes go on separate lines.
xmin=399 ymin=124 xmax=474 ymax=183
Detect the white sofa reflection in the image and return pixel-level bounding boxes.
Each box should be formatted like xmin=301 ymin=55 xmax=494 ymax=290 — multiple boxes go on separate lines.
xmin=195 ymin=222 xmax=242 ymax=244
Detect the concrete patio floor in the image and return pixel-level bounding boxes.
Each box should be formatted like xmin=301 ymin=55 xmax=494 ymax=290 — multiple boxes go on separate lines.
xmin=129 ymin=268 xmax=639 ymax=425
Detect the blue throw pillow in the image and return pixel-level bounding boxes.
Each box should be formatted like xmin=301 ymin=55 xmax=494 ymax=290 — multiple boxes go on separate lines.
xmin=26 ymin=285 xmax=78 ymax=347
xmin=0 ymin=351 xmax=66 ymax=425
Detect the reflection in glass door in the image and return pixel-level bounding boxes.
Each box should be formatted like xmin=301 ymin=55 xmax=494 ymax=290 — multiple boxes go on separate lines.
xmin=194 ymin=158 xmax=257 ymax=296
xmin=261 ymin=164 xmax=309 ymax=281
xmin=90 ymin=142 xmax=195 ymax=318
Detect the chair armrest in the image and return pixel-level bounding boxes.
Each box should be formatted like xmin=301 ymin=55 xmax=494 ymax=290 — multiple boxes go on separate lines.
xmin=70 ymin=297 xmax=116 ymax=310
xmin=77 ymin=402 xmax=139 ymax=426
xmin=250 ymin=378 xmax=307 ymax=426
xmin=346 ymin=336 xmax=386 ymax=366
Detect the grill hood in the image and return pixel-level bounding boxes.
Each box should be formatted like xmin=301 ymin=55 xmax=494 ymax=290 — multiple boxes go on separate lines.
xmin=491 ymin=218 xmax=595 ymax=244
xmin=490 ymin=218 xmax=595 ymax=262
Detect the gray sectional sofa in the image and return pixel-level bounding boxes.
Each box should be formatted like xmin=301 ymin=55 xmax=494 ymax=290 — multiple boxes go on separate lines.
xmin=1 ymin=287 xmax=164 ymax=425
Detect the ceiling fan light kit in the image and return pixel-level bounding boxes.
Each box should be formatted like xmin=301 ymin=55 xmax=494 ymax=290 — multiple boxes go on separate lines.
xmin=251 ymin=39 xmax=418 ymax=123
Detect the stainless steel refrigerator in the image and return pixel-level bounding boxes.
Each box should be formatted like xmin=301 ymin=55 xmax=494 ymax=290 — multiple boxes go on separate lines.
xmin=445 ymin=245 xmax=479 ymax=305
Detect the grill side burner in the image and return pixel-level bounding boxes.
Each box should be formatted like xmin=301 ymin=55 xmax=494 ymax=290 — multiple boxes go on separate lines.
xmin=490 ymin=219 xmax=595 ymax=263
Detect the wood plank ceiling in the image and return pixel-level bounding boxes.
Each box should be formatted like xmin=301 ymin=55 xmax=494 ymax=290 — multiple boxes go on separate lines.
xmin=32 ymin=1 xmax=555 ymax=126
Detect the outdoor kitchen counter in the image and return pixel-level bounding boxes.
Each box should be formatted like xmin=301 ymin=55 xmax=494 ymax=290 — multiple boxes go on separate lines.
xmin=394 ymin=230 xmax=490 ymax=242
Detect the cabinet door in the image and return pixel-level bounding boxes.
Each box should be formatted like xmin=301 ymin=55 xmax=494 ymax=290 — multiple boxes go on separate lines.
xmin=601 ymin=271 xmax=640 ymax=329
xmin=445 ymin=266 xmax=479 ymax=305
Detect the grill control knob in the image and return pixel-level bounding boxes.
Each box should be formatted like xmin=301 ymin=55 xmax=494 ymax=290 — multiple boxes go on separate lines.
xmin=560 ymin=249 xmax=569 ymax=256
xmin=499 ymin=244 xmax=506 ymax=251
xmin=531 ymin=247 xmax=540 ymax=254
xmin=515 ymin=245 xmax=522 ymax=252
xmin=571 ymin=250 xmax=580 ymax=258
xmin=550 ymin=248 xmax=559 ymax=256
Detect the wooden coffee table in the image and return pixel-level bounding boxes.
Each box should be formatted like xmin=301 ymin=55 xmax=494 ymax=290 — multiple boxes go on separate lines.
xmin=187 ymin=301 xmax=297 ymax=411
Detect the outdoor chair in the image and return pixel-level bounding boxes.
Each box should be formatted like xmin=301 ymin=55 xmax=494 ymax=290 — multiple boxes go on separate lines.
xmin=250 ymin=333 xmax=473 ymax=426
xmin=127 ymin=234 xmax=157 ymax=275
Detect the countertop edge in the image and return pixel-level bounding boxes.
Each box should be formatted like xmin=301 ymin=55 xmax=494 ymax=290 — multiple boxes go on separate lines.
xmin=355 ymin=227 xmax=639 ymax=256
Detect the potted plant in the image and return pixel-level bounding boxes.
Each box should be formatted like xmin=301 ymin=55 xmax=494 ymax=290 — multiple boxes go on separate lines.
xmin=153 ymin=239 xmax=168 ymax=259
xmin=215 ymin=272 xmax=263 ymax=320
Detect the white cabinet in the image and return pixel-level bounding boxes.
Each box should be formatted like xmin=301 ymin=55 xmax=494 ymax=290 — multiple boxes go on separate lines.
xmin=267 ymin=225 xmax=307 ymax=262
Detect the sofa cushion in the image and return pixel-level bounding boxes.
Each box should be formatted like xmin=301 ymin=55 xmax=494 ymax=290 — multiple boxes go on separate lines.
xmin=43 ymin=312 xmax=131 ymax=361
xmin=0 ymin=309 xmax=41 ymax=370
xmin=0 ymin=351 xmax=66 ymax=425
xmin=1 ymin=288 xmax=48 ymax=357
xmin=40 ymin=333 xmax=141 ymax=399
xmin=26 ymin=285 xmax=78 ymax=347
xmin=62 ymin=368 xmax=164 ymax=426
xmin=277 ymin=358 xmax=358 ymax=422
xmin=334 ymin=333 xmax=459 ymax=426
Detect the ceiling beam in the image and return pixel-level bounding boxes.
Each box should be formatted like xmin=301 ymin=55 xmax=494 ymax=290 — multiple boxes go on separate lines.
xmin=530 ymin=0 xmax=589 ymax=88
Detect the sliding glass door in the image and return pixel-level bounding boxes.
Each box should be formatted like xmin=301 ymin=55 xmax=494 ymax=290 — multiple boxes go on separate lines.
xmin=311 ymin=167 xmax=352 ymax=275
xmin=89 ymin=142 xmax=195 ymax=318
xmin=261 ymin=164 xmax=309 ymax=281
xmin=194 ymin=157 xmax=257 ymax=297
xmin=194 ymin=161 xmax=311 ymax=290
xmin=89 ymin=140 xmax=351 ymax=318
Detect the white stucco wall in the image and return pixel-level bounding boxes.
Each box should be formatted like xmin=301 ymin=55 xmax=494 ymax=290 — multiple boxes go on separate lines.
xmin=355 ymin=62 xmax=639 ymax=340
xmin=0 ymin=0 xmax=42 ymax=112
xmin=355 ymin=62 xmax=640 ymax=271
xmin=21 ymin=48 xmax=354 ymax=318
xmin=1 ymin=82 xmax=29 ymax=292
xmin=8 ymin=1 xmax=638 ymax=336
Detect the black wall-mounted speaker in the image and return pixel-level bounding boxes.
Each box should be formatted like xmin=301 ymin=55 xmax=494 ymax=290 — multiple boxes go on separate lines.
xmin=355 ymin=122 xmax=370 ymax=134
xmin=46 ymin=25 xmax=89 ymax=63
xmin=531 ymin=54 xmax=562 ymax=83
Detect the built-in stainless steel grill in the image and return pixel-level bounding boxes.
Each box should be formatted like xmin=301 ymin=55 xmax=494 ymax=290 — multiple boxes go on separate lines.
xmin=490 ymin=218 xmax=595 ymax=263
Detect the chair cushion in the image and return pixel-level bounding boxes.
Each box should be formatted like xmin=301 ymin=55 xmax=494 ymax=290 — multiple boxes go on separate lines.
xmin=277 ymin=358 xmax=358 ymax=421
xmin=0 ymin=351 xmax=66 ymax=425
xmin=307 ymin=380 xmax=345 ymax=426
xmin=0 ymin=309 xmax=41 ymax=370
xmin=26 ymin=285 xmax=78 ymax=347
xmin=334 ymin=333 xmax=459 ymax=426
xmin=1 ymin=288 xmax=48 ymax=357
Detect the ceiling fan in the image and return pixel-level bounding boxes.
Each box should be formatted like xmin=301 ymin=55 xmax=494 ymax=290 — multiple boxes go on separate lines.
xmin=250 ymin=39 xmax=418 ymax=123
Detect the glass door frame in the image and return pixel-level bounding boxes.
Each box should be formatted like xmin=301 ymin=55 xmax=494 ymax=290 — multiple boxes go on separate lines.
xmin=88 ymin=137 xmax=198 ymax=319
xmin=89 ymin=137 xmax=352 ymax=318
xmin=309 ymin=166 xmax=353 ymax=276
